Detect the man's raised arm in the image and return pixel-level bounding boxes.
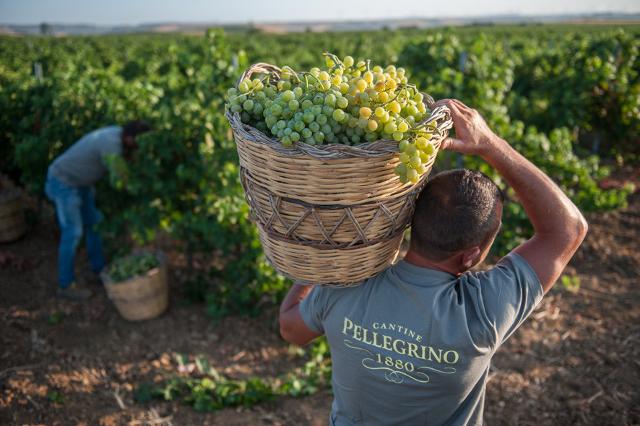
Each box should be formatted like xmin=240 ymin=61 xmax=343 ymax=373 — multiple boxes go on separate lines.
xmin=435 ymin=99 xmax=588 ymax=293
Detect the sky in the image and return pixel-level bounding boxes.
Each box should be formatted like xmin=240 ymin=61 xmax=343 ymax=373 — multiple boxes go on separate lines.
xmin=1 ymin=0 xmax=639 ymax=25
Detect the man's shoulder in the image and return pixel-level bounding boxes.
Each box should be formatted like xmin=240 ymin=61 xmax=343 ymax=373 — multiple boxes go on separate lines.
xmin=79 ymin=126 xmax=122 ymax=151
xmin=459 ymin=252 xmax=540 ymax=287
xmin=92 ymin=126 xmax=122 ymax=140
xmin=95 ymin=125 xmax=122 ymax=133
xmin=456 ymin=252 xmax=544 ymax=346
xmin=79 ymin=126 xmax=121 ymax=141
xmin=311 ymin=267 xmax=393 ymax=304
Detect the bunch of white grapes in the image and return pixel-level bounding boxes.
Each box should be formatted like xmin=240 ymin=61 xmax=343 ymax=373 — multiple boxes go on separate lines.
xmin=226 ymin=53 xmax=438 ymax=184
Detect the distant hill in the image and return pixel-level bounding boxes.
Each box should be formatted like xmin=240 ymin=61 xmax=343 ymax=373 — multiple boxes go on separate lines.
xmin=1 ymin=13 xmax=639 ymax=36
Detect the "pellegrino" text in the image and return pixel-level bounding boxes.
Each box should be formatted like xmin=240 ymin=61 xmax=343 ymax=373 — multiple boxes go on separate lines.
xmin=342 ymin=317 xmax=460 ymax=365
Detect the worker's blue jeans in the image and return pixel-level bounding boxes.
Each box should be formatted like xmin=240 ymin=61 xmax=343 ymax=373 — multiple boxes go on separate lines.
xmin=44 ymin=171 xmax=105 ymax=288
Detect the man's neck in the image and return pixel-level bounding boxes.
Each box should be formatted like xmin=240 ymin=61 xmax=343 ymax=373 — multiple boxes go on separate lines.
xmin=403 ymin=249 xmax=462 ymax=276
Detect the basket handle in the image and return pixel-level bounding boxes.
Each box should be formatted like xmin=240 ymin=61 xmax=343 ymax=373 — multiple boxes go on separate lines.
xmin=237 ymin=63 xmax=282 ymax=86
xmin=417 ymin=94 xmax=453 ymax=137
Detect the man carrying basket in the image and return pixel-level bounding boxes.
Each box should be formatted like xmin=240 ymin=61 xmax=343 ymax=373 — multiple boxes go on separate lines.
xmin=279 ymin=99 xmax=588 ymax=425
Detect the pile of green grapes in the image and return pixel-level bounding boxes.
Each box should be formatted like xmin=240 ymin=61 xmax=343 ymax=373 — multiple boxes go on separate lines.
xmin=226 ymin=53 xmax=438 ymax=183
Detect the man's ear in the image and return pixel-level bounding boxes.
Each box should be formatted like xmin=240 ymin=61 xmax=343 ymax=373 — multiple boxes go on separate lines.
xmin=461 ymin=246 xmax=481 ymax=270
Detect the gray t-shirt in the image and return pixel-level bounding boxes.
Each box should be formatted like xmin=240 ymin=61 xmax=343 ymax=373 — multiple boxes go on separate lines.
xmin=300 ymin=252 xmax=543 ymax=426
xmin=50 ymin=126 xmax=122 ymax=187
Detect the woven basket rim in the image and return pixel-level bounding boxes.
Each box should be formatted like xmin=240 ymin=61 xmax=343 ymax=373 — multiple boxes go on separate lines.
xmin=226 ymin=62 xmax=453 ymax=160
xmin=101 ymin=251 xmax=166 ymax=286
xmin=226 ymin=108 xmax=452 ymax=160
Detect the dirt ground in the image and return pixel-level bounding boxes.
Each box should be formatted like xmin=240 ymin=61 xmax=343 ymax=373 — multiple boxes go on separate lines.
xmin=1 ymin=175 xmax=639 ymax=426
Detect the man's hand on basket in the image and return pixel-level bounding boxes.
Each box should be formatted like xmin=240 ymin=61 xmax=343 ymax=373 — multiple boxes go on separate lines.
xmin=433 ymin=99 xmax=498 ymax=157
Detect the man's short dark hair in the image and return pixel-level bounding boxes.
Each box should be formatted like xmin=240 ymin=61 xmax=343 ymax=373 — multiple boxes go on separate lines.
xmin=122 ymin=120 xmax=151 ymax=139
xmin=410 ymin=169 xmax=504 ymax=261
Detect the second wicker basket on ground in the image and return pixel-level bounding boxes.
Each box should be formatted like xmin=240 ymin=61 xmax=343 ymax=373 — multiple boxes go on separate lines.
xmin=228 ymin=63 xmax=452 ymax=285
xmin=0 ymin=189 xmax=27 ymax=243
xmin=101 ymin=253 xmax=169 ymax=321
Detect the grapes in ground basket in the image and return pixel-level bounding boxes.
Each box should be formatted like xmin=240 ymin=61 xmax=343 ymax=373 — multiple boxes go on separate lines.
xmin=225 ymin=52 xmax=439 ymax=181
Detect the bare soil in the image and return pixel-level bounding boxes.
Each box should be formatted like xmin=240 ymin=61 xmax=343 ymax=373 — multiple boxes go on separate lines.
xmin=1 ymin=176 xmax=639 ymax=425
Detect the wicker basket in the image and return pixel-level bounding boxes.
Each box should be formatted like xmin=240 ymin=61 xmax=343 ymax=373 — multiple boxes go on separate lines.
xmin=0 ymin=190 xmax=27 ymax=243
xmin=228 ymin=63 xmax=453 ymax=285
xmin=101 ymin=253 xmax=169 ymax=321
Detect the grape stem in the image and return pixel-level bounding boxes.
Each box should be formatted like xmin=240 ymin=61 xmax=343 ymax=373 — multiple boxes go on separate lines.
xmin=380 ymin=85 xmax=408 ymax=106
xmin=323 ymin=52 xmax=343 ymax=69
xmin=229 ymin=74 xmax=273 ymax=102
xmin=281 ymin=65 xmax=303 ymax=84
xmin=298 ymin=71 xmax=322 ymax=85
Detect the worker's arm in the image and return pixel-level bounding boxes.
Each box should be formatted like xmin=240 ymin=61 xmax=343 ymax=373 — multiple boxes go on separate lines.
xmin=436 ymin=99 xmax=588 ymax=293
xmin=279 ymin=283 xmax=323 ymax=345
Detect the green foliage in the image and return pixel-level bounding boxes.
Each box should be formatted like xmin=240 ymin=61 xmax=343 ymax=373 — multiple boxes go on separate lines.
xmin=46 ymin=312 xmax=64 ymax=325
xmin=107 ymin=252 xmax=159 ymax=283
xmin=398 ymin=30 xmax=635 ymax=252
xmin=0 ymin=30 xmax=287 ymax=317
xmin=206 ymin=250 xmax=290 ymax=319
xmin=509 ymin=29 xmax=640 ymax=155
xmin=135 ymin=339 xmax=331 ymax=411
xmin=157 ymin=375 xmax=275 ymax=411
xmin=104 ymin=154 xmax=130 ymax=190
xmin=46 ymin=391 xmax=65 ymax=404
xmin=0 ymin=25 xmax=636 ymax=316
xmin=133 ymin=382 xmax=156 ymax=404
xmin=561 ymin=274 xmax=581 ymax=293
